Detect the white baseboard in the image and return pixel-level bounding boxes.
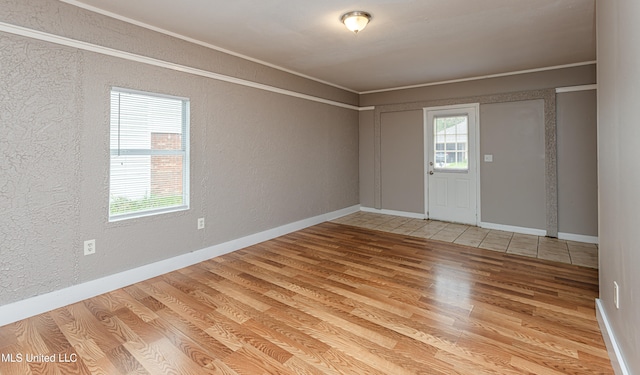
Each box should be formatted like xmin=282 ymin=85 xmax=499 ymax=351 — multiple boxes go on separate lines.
xmin=479 ymin=222 xmax=547 ymax=236
xmin=596 ymin=299 xmax=631 ymax=375
xmin=558 ymin=232 xmax=599 ymax=244
xmin=326 ymin=204 xmax=361 ymax=221
xmin=360 ymin=207 xmax=426 ymax=219
xmin=0 ymin=204 xmax=360 ymax=327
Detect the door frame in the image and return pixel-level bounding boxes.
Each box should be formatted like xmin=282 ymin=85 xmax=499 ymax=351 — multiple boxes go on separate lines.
xmin=423 ymin=103 xmax=481 ymax=225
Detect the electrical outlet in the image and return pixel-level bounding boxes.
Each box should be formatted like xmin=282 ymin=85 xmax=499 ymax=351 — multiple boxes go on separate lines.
xmin=84 ymin=239 xmax=96 ymax=256
xmin=614 ymin=281 xmax=620 ymax=309
xmin=197 ymin=217 xmax=205 ymax=230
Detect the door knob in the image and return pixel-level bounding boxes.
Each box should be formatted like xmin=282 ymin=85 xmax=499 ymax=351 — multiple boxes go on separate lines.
xmin=429 ymin=170 xmax=434 ymax=175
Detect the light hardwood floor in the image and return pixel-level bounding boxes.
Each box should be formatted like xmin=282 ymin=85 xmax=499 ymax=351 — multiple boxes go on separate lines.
xmin=0 ymin=222 xmax=612 ymax=374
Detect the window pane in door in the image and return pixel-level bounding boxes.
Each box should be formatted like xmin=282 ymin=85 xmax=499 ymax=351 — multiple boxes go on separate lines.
xmin=433 ymin=115 xmax=468 ymax=170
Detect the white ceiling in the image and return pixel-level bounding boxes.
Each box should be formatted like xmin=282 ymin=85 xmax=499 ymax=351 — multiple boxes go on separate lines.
xmin=63 ymin=0 xmax=596 ymax=93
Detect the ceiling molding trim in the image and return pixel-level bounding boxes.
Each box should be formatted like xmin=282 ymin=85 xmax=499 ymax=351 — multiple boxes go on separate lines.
xmin=555 ymin=84 xmax=597 ymax=93
xmin=59 ymin=0 xmax=358 ymax=94
xmin=359 ymin=61 xmax=598 ymax=95
xmin=0 ymin=21 xmax=360 ymax=111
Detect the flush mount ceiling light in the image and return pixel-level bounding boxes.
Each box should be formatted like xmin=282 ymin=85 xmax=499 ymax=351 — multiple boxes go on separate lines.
xmin=340 ymin=11 xmax=372 ymax=34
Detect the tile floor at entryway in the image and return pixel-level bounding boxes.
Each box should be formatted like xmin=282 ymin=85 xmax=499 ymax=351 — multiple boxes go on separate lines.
xmin=331 ymin=211 xmax=598 ymax=268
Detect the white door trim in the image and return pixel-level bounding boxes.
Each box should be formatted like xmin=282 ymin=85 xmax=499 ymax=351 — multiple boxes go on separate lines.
xmin=424 ymin=103 xmax=481 ymax=225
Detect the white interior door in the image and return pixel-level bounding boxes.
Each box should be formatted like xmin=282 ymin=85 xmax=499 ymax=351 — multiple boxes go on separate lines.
xmin=425 ymin=104 xmax=479 ymax=225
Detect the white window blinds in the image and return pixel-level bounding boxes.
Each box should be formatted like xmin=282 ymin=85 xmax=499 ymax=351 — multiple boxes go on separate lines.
xmin=109 ymin=88 xmax=189 ymax=221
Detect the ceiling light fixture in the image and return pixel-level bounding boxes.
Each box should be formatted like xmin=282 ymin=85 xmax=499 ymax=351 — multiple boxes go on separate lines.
xmin=340 ymin=11 xmax=372 ymax=34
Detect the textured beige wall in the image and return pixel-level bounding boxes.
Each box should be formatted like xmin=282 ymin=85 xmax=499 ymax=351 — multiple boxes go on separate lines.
xmin=361 ymin=64 xmax=596 ymax=106
xmin=359 ymin=110 xmax=375 ymax=208
xmin=597 ymin=1 xmax=640 ymax=373
xmin=1 ymin=0 xmax=358 ymax=106
xmin=360 ymin=65 xmax=595 ymax=236
xmin=557 ymin=90 xmax=598 ymax=237
xmin=380 ymin=110 xmax=424 ymax=213
xmin=0 ymin=1 xmax=358 ymax=305
xmin=365 ymin=90 xmax=558 ymax=233
xmin=0 ymin=33 xmax=82 ymax=300
xmin=480 ymin=100 xmax=546 ymax=229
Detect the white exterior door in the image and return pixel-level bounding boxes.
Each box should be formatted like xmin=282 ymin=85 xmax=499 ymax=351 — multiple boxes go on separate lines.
xmin=424 ymin=104 xmax=479 ymax=225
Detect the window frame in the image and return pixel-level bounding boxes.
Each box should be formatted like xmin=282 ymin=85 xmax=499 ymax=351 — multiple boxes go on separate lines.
xmin=108 ymin=87 xmax=190 ymax=222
